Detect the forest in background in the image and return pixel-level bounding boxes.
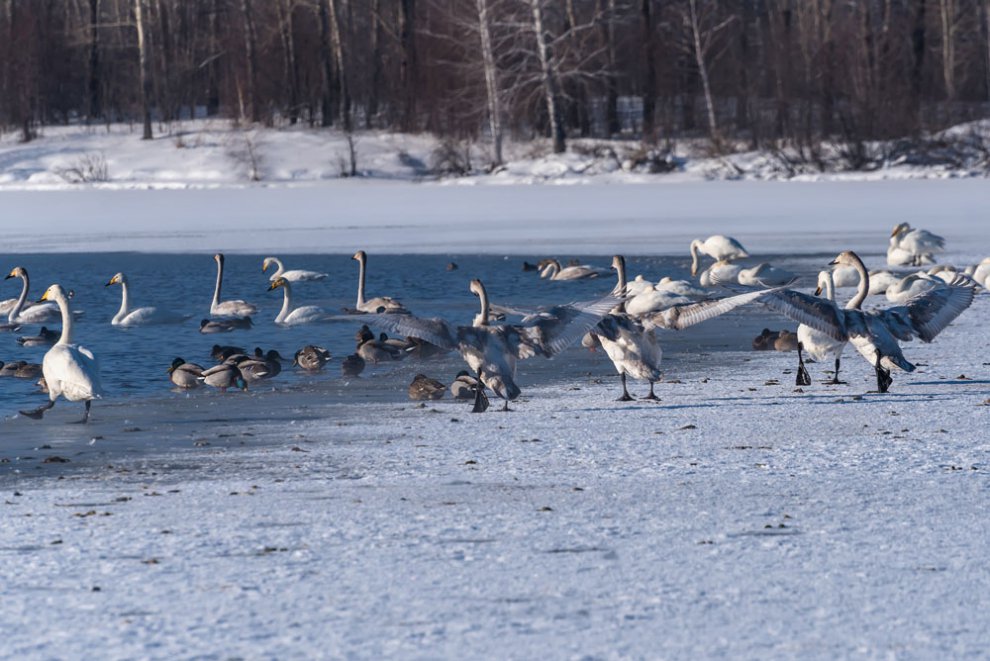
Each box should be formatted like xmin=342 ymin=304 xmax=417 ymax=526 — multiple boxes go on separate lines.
xmin=2 ymin=0 xmax=989 ymax=169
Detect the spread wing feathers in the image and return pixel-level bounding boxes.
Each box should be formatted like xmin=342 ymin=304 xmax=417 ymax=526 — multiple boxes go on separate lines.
xmin=879 ymin=275 xmax=976 ymax=343
xmin=516 ymin=294 xmax=623 ymax=357
xmin=757 ymin=289 xmax=849 ymax=342
xmin=336 ymin=313 xmax=458 ymax=349
xmin=646 ymin=287 xmax=784 ymax=331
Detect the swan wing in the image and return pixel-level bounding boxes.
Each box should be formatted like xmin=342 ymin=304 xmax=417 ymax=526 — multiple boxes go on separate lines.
xmin=881 ymin=275 xmax=976 ymax=343
xmin=754 ymin=289 xmax=849 ymax=342
xmin=281 ymin=269 xmax=330 ymax=282
xmin=44 ymin=344 xmax=102 ymax=400
xmin=515 ymin=294 xmax=622 ymax=357
xmin=342 ymin=313 xmax=458 ymax=349
xmin=647 ymin=287 xmax=781 ymax=331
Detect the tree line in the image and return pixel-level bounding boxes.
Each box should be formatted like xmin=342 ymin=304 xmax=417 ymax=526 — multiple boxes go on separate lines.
xmin=2 ymin=0 xmax=989 ymax=166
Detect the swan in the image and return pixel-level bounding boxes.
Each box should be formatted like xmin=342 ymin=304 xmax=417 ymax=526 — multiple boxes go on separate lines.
xmin=293 ymin=345 xmax=332 ymax=371
xmin=106 ymin=272 xmax=191 ymax=326
xmin=624 ymin=275 xmax=656 ymax=297
xmin=4 ymin=267 xmax=62 ymax=326
xmin=346 ymin=279 xmax=618 ymax=412
xmin=698 ymin=261 xmax=743 ymax=287
xmin=690 ymin=235 xmax=749 ymax=276
xmin=831 ymin=265 xmax=862 ymax=288
xmin=268 ymin=278 xmax=331 ymax=325
xmin=19 ymin=284 xmax=102 ymax=423
xmin=211 ymin=253 xmax=258 ymax=318
xmin=885 ymin=273 xmax=941 ymax=304
xmin=795 ymin=270 xmax=847 ymax=386
xmin=594 ymin=255 xmax=783 ymax=401
xmin=351 ymin=250 xmax=407 ymax=313
xmin=887 ymin=223 xmax=945 ymax=266
xmin=408 ymin=374 xmax=446 ymax=400
xmin=539 ymin=259 xmax=610 ymax=280
xmin=262 ymin=257 xmax=329 ymax=283
xmin=200 ymin=317 xmax=252 ymax=334
xmin=200 ymin=363 xmax=248 ymax=392
xmin=168 ymin=358 xmax=205 ymax=389
xmin=737 ymin=263 xmax=796 ymax=287
xmin=759 ymin=250 xmax=976 ymax=392
xmin=969 ymin=257 xmax=990 ymax=288
xmin=624 ymin=288 xmax=691 ymax=317
xmin=655 ymin=276 xmax=707 ymax=298
xmin=867 ymin=270 xmax=901 ymax=296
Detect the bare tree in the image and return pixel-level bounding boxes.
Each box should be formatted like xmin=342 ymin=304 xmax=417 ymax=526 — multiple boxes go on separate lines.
xmin=135 ymin=0 xmax=153 ymax=139
xmin=530 ymin=0 xmax=566 ymax=153
xmin=476 ymin=0 xmax=504 ymax=164
xmin=676 ymin=0 xmax=734 ymax=143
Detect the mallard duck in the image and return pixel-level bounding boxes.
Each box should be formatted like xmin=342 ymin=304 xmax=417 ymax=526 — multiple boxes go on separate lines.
xmin=200 ymin=364 xmax=248 ymax=392
xmin=293 ymin=345 xmax=332 ymax=371
xmin=752 ymin=328 xmax=779 ymax=351
xmin=16 ymin=326 xmax=59 ymax=347
xmin=774 ymin=329 xmax=800 ymax=352
xmin=168 ymin=358 xmax=205 ymax=389
xmin=14 ymin=362 xmax=43 ymax=379
xmin=341 ymin=353 xmax=365 ymax=377
xmin=408 ymin=374 xmax=446 ymax=400
xmin=200 ymin=317 xmax=253 ymax=334
xmin=450 ymin=371 xmax=481 ymax=400
xmin=211 ymin=344 xmax=246 ymax=361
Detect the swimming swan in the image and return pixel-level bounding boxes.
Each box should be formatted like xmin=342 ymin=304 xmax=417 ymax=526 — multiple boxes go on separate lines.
xmin=106 ymin=272 xmax=191 ymax=326
xmin=351 ymin=250 xmax=407 ymax=313
xmin=268 ymin=277 xmax=331 ymax=325
xmin=211 ymin=253 xmax=258 ymax=318
xmin=262 ymin=257 xmax=329 ymax=282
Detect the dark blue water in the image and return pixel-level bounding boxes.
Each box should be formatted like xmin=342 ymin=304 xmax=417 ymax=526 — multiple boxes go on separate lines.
xmin=0 ymin=252 xmax=833 ymax=420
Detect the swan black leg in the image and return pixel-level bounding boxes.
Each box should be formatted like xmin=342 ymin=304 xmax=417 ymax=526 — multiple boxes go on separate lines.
xmin=471 ymin=372 xmax=490 ymax=413
xmin=71 ymin=400 xmax=92 ymax=425
xmin=20 ymin=399 xmax=55 ymax=420
xmin=795 ymin=343 xmax=812 ymax=386
xmin=617 ymin=373 xmax=633 ymax=402
xmin=641 ymin=381 xmax=660 ymax=401
xmin=874 ymin=351 xmax=893 ymax=393
xmin=828 ymin=358 xmax=846 ymax=385
xmin=501 ymin=398 xmax=510 ymax=412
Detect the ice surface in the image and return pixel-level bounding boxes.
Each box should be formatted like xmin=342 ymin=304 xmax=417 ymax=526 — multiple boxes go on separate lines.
xmin=0 ymin=177 xmax=988 ymax=658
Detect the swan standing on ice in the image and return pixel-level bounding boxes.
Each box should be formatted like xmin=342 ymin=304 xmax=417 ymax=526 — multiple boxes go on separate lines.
xmin=351 ymin=250 xmax=407 ymax=313
xmin=795 ymin=270 xmax=847 ymax=386
xmin=348 ymin=279 xmax=617 ymax=412
xmin=887 ymin=223 xmax=945 ymax=266
xmin=268 ymin=277 xmax=330 ymax=325
xmin=539 ymin=259 xmax=610 ymax=280
xmin=4 ymin=267 xmax=62 ymax=325
xmin=262 ymin=257 xmax=329 ymax=282
xmin=761 ymin=251 xmax=975 ymax=393
xmin=19 ymin=284 xmax=102 ymax=423
xmin=211 ymin=253 xmax=258 ymax=318
xmin=690 ymin=235 xmax=749 ymax=276
xmin=106 ymin=272 xmax=191 ymax=326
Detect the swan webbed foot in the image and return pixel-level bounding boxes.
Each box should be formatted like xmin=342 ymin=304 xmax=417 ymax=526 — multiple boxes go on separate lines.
xmin=20 ymin=400 xmax=55 ymax=420
xmin=640 ymin=382 xmax=660 ymax=401
xmin=617 ymin=373 xmax=633 ymax=401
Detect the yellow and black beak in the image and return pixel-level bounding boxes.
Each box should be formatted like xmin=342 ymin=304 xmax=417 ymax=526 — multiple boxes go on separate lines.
xmin=105 ymin=277 xmax=117 ymax=287
xmin=4 ymin=271 xmax=14 ymax=280
xmin=267 ymin=279 xmax=283 ymax=291
xmin=40 ymin=290 xmax=50 ymax=302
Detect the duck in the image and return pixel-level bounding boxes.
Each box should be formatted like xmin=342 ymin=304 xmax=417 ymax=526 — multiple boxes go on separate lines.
xmin=262 ymin=256 xmax=328 ymax=282
xmin=408 ymin=374 xmax=446 ymax=400
xmin=211 ymin=344 xmax=246 ymax=361
xmin=350 ymin=250 xmax=407 ymax=313
xmin=106 ymin=272 xmax=191 ymax=326
xmin=293 ymin=345 xmax=332 ymax=371
xmin=200 ymin=317 xmax=253 ymax=334
xmin=773 ymin=329 xmax=799 ymax=351
xmin=752 ymin=328 xmax=780 ymax=351
xmin=200 ymin=364 xmax=248 ymax=393
xmin=450 ymin=371 xmax=482 ymax=400
xmin=18 ymin=284 xmax=102 ymax=423
xmin=16 ymin=326 xmax=59 ymax=347
xmin=341 ymin=353 xmax=365 ymax=377
xmin=168 ymin=358 xmax=205 ymax=389
xmin=689 ymin=235 xmax=749 ymax=276
xmin=210 ymin=253 xmax=258 ymax=318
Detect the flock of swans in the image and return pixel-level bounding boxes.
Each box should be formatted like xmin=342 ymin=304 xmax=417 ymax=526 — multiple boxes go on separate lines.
xmin=1 ymin=222 xmax=984 ymax=423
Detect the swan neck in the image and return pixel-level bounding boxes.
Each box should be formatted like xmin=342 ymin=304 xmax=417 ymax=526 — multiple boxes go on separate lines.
xmin=476 ymin=285 xmax=490 ymax=326
xmin=271 ymin=258 xmax=285 ymax=278
xmin=8 ymin=273 xmax=28 ymax=322
xmin=613 ymin=258 xmax=627 ymax=313
xmin=356 ymin=255 xmax=366 ymax=306
xmin=213 ymin=258 xmax=223 ymax=307
xmin=116 ymin=279 xmax=131 ymax=321
xmin=277 ymin=282 xmax=293 ymax=323
xmin=824 ymin=272 xmax=835 ymax=302
xmin=690 ymin=241 xmax=700 ymax=276
xmin=56 ymin=292 xmax=73 ymax=344
xmin=846 ymin=255 xmax=869 ymax=310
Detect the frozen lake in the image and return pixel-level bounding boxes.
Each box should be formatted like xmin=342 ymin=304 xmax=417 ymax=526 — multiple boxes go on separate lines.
xmin=0 ymin=180 xmax=988 ymax=659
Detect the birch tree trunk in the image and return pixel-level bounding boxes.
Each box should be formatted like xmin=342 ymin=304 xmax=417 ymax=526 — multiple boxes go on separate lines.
xmin=476 ymin=0 xmax=502 ymax=165
xmin=687 ymin=0 xmax=718 ymax=142
xmin=135 ymin=0 xmax=153 ymax=139
xmin=239 ymin=0 xmax=260 ymax=123
xmin=318 ymin=0 xmax=336 ymax=126
xmin=327 ymin=0 xmax=351 ymax=131
xmin=530 ymin=0 xmax=565 ymax=153
xmin=939 ymin=0 xmax=957 ymax=100
xmin=641 ymin=0 xmax=656 ymax=139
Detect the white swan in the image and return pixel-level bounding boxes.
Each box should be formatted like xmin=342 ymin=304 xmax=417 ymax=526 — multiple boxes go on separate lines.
xmin=4 ymin=267 xmax=62 ymax=325
xmin=969 ymin=257 xmax=990 ymax=288
xmin=348 ymin=279 xmax=618 ymax=412
xmin=831 ymin=265 xmax=861 ymax=288
xmin=539 ymin=259 xmax=610 ymax=281
xmin=887 ymin=223 xmax=945 ymax=266
xmin=795 ymin=270 xmax=846 ymax=386
xmin=690 ymin=235 xmax=749 ymax=276
xmin=211 ymin=253 xmax=258 ymax=318
xmin=655 ymin=276 xmax=707 ymax=298
xmin=268 ymin=277 xmax=331 ymax=325
xmin=736 ymin=263 xmax=796 ymax=287
xmin=624 ymin=288 xmax=691 ymax=317
xmin=760 ymin=250 xmax=976 ymax=392
xmin=262 ymin=257 xmax=329 ymax=283
xmin=698 ymin=260 xmax=743 ymax=287
xmin=885 ymin=273 xmax=940 ymax=304
xmin=351 ymin=250 xmax=407 ymax=313
xmin=106 ymin=272 xmax=190 ymax=326
xmin=867 ymin=270 xmax=901 ymax=296
xmin=19 ymin=284 xmax=102 ymax=423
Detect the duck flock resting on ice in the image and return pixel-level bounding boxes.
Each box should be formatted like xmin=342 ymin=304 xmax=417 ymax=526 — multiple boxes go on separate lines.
xmin=0 ymin=224 xmax=985 ymax=422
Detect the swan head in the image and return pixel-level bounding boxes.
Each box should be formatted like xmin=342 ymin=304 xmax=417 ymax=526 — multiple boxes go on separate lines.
xmin=814 ymin=270 xmax=831 ymax=296
xmin=352 ymin=250 xmax=366 ymax=262
xmin=611 ymin=255 xmax=625 ymax=270
xmin=39 ymin=284 xmax=66 ymax=302
xmin=267 ymin=277 xmax=289 ymax=292
xmin=469 ymin=279 xmax=487 ymax=299
xmin=214 ymin=253 xmax=225 ymax=265
xmin=106 ymin=272 xmax=126 ymax=287
xmin=5 ymin=267 xmax=25 ymax=281
xmin=262 ymin=257 xmax=276 ymax=273
xmin=890 ymin=222 xmax=910 ymax=238
xmin=828 ymin=251 xmax=863 ymax=268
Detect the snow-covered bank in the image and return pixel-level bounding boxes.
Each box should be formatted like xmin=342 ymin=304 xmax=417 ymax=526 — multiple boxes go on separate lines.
xmin=0 ymin=120 xmax=987 ymax=192
xmin=1 ymin=179 xmax=988 ymax=256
